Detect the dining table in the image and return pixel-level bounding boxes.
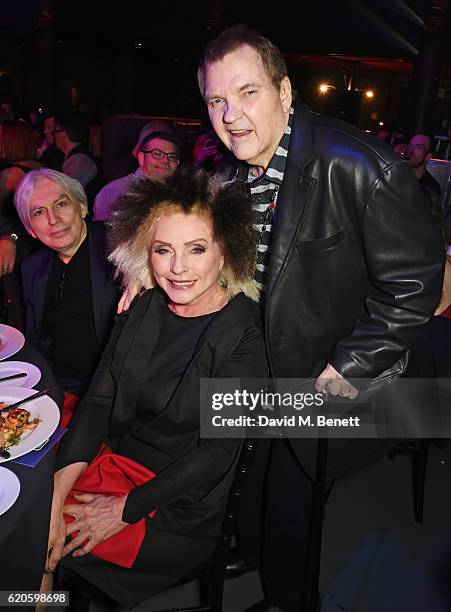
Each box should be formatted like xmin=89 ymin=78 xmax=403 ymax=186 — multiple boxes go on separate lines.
xmin=0 ymin=336 xmax=63 ymax=593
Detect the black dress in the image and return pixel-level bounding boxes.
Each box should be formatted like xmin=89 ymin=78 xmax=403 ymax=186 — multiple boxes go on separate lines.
xmin=56 ymin=288 xmax=268 ymax=607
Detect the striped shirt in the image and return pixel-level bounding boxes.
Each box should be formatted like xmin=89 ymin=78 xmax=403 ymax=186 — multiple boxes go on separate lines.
xmin=248 ymin=106 xmax=294 ymax=293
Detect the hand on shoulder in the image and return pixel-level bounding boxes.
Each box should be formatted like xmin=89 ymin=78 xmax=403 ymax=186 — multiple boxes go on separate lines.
xmin=117 ymin=279 xmax=144 ymax=314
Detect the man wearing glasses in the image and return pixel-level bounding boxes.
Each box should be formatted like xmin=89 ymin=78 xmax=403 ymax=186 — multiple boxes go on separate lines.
xmin=93 ymin=131 xmax=181 ymax=222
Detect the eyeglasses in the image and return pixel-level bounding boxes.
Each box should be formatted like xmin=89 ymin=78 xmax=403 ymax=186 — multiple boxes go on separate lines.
xmin=141 ymin=148 xmax=179 ymax=163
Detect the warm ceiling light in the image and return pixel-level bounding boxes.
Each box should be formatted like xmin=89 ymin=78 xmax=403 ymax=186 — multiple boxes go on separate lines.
xmin=319 ymin=83 xmax=331 ymax=94
xmin=365 ymin=90 xmax=375 ymax=99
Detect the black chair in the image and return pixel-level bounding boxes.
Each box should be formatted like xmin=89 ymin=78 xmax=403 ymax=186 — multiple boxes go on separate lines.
xmin=56 ymin=439 xmax=259 ymax=612
xmin=387 ymin=439 xmax=450 ymax=524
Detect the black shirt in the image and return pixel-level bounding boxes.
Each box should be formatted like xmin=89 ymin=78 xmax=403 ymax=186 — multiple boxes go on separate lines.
xmin=136 ymin=308 xmax=216 ymax=418
xmin=39 ymin=145 xmax=64 ymax=172
xmin=419 ymin=170 xmax=441 ymax=200
xmin=43 ymin=234 xmax=99 ymax=393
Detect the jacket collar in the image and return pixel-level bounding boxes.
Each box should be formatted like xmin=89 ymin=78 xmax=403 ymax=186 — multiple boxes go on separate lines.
xmin=264 ymin=100 xmax=318 ymax=301
xmin=287 ymin=99 xmax=317 ymax=171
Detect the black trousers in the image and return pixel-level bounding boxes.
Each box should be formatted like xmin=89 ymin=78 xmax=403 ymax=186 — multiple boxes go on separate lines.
xmin=262 ymin=439 xmax=313 ymax=612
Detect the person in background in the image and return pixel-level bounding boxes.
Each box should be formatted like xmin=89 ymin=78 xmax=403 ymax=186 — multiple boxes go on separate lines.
xmin=130 ymin=120 xmax=179 ymax=160
xmin=375 ymin=129 xmax=391 ymax=143
xmin=14 ymin=169 xmax=118 ymax=426
xmin=0 ymin=120 xmax=41 ymax=213
xmin=93 ymin=130 xmax=181 ymax=222
xmin=192 ymin=129 xmax=225 ymax=173
xmin=27 ymin=107 xmax=43 ymax=147
xmin=53 ymin=110 xmax=104 ymax=212
xmin=393 ymin=141 xmax=407 ymax=158
xmin=0 ymin=120 xmax=41 ymax=328
xmin=37 ymin=112 xmax=64 ymax=171
xmin=406 ymin=133 xmax=441 ymax=203
xmin=107 ymin=119 xmax=180 ymax=182
xmin=77 ymin=100 xmax=92 ymax=121
xmin=409 ymin=204 xmax=451 ymax=377
xmin=0 ymin=100 xmax=14 ymax=123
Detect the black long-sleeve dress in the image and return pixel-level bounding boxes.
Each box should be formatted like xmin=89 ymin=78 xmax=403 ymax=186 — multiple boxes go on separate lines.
xmin=56 ymin=288 xmax=268 ymax=607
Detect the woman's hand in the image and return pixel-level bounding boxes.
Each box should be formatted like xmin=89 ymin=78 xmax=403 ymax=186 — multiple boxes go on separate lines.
xmin=45 ymin=497 xmax=67 ymax=573
xmin=62 ymin=493 xmax=128 ymax=558
xmin=46 ymin=462 xmax=88 ymax=571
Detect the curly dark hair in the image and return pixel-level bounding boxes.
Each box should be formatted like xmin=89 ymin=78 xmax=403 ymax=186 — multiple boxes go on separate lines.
xmin=107 ymin=166 xmax=258 ymax=299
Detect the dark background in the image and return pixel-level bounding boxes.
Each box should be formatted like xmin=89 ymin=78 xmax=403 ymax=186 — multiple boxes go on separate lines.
xmin=0 ymin=1 xmax=449 ymax=135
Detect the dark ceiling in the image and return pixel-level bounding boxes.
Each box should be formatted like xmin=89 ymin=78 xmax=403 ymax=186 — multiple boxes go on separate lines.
xmin=0 ymin=0 xmax=437 ymax=59
xmin=0 ymin=0 xmax=448 ymax=126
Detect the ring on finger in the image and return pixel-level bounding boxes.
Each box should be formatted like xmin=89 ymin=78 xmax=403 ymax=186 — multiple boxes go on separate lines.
xmin=2 ymin=266 xmax=8 ymax=272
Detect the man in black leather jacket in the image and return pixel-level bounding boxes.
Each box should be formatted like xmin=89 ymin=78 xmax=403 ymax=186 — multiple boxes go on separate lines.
xmin=199 ymin=26 xmax=445 ymax=612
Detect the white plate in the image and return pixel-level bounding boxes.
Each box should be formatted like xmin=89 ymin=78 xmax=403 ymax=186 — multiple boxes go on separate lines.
xmin=0 ymin=386 xmax=59 ymax=463
xmin=0 ymin=466 xmax=20 ymax=515
xmin=0 ymin=361 xmax=41 ymax=389
xmin=0 ymin=325 xmax=25 ymax=361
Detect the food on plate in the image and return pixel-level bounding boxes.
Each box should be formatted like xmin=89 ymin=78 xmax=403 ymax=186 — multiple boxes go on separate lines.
xmin=0 ymin=404 xmax=40 ymax=449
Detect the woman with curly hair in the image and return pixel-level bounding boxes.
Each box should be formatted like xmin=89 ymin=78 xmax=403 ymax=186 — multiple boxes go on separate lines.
xmin=45 ymin=167 xmax=268 ymax=607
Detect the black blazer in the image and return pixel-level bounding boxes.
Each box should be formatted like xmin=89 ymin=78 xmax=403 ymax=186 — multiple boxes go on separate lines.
xmin=56 ymin=288 xmax=268 ymax=536
xmin=21 ymin=222 xmax=119 ymax=391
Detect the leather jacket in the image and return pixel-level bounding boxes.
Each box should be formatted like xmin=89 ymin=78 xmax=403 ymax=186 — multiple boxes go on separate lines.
xmin=261 ymin=100 xmax=445 ymax=383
